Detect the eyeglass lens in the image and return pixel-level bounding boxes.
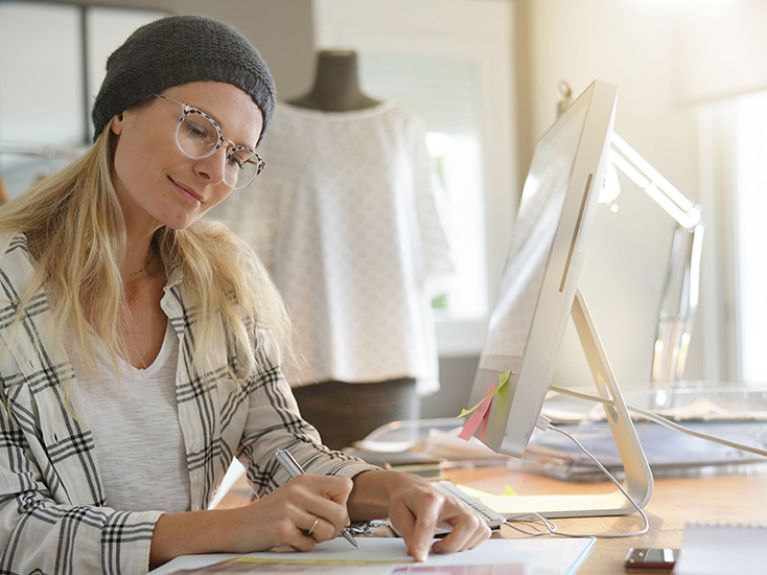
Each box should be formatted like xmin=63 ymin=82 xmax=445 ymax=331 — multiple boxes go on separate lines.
xmin=175 ymin=111 xmax=262 ymax=189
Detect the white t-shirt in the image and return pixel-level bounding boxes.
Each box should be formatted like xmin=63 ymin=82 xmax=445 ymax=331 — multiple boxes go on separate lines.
xmin=213 ymin=102 xmax=454 ymax=394
xmin=67 ymin=323 xmax=190 ymax=513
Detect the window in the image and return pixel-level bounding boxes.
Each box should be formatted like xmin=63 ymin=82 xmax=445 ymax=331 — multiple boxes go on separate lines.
xmin=697 ymin=90 xmax=767 ymax=385
xmin=0 ymin=2 xmax=163 ymax=198
xmin=0 ymin=2 xmax=83 ymax=195
xmin=356 ymin=53 xmax=486 ymax=318
xmin=732 ymin=91 xmax=767 ymax=383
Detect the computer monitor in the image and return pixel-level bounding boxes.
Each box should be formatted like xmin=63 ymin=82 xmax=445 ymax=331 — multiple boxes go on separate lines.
xmin=465 ymin=80 xmax=653 ymax=517
xmin=469 ymin=79 xmax=615 ymax=454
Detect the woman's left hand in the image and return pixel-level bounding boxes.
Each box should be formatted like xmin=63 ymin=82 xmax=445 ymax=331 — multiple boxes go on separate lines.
xmin=348 ymin=471 xmax=491 ymax=562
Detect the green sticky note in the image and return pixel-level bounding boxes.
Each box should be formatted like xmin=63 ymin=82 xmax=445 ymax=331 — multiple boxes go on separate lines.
xmin=457 ymin=370 xmax=511 ymax=418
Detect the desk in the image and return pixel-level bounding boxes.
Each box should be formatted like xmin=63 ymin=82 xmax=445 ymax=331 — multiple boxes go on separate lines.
xmin=218 ymin=466 xmax=767 ymax=574
xmin=445 ymin=466 xmax=767 ymax=574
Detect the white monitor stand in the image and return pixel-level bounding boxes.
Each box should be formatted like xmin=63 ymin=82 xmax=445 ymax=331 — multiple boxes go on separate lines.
xmin=479 ymin=289 xmax=653 ymax=518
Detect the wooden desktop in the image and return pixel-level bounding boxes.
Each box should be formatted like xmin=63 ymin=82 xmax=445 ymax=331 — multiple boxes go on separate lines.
xmin=445 ymin=466 xmax=767 ymax=574
xmin=218 ymin=464 xmax=767 ymax=573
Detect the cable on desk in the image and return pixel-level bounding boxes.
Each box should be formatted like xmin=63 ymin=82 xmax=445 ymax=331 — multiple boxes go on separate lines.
xmin=503 ymin=419 xmax=650 ymax=539
xmin=503 ymin=385 xmax=767 ymax=539
xmin=504 ymin=512 xmax=558 ymax=536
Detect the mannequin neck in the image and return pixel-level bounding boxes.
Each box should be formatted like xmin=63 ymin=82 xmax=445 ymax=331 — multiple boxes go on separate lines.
xmin=289 ymin=50 xmax=382 ymax=112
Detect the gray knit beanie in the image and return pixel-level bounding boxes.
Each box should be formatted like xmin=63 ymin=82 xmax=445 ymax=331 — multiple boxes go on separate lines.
xmin=91 ymin=15 xmax=276 ymax=144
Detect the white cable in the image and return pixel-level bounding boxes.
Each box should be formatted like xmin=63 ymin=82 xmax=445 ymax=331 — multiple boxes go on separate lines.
xmin=509 ymin=423 xmax=650 ymax=539
xmin=504 ymin=512 xmax=558 ymax=536
xmin=549 ymin=384 xmax=611 ymax=404
xmin=549 ymin=384 xmax=767 ymax=458
xmin=627 ymin=406 xmax=767 ymax=457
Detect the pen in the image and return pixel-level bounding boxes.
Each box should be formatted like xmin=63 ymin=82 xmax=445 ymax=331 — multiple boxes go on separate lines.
xmin=274 ymin=448 xmax=359 ymax=549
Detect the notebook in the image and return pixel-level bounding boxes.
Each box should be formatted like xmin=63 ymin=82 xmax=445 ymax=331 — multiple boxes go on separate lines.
xmin=674 ymin=522 xmax=767 ymax=575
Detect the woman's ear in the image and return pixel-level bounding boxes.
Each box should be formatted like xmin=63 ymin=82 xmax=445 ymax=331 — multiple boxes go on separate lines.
xmin=110 ymin=113 xmax=125 ymax=135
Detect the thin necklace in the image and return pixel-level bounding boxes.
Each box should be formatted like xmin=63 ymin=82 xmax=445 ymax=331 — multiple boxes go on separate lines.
xmin=125 ymin=252 xmax=155 ymax=280
xmin=126 ymin=266 xmax=148 ymax=279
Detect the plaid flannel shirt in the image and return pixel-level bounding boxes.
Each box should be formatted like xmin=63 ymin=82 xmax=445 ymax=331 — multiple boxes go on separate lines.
xmin=0 ymin=233 xmax=377 ymax=575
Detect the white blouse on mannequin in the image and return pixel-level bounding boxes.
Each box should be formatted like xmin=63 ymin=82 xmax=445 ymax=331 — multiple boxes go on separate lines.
xmin=214 ymin=102 xmax=454 ymax=394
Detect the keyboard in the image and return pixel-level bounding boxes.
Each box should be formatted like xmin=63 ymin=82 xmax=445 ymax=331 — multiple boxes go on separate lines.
xmin=434 ymin=480 xmax=507 ymax=531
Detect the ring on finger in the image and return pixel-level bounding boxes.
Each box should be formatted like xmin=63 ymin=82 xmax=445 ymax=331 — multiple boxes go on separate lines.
xmin=305 ymin=517 xmax=320 ymax=537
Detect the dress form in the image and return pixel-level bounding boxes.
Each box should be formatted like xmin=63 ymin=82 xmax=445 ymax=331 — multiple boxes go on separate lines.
xmin=288 ymin=50 xmax=382 ymax=112
xmin=287 ymin=52 xmax=418 ymax=448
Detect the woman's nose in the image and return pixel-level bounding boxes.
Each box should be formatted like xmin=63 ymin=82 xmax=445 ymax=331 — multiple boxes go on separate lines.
xmin=193 ymin=146 xmax=228 ymax=185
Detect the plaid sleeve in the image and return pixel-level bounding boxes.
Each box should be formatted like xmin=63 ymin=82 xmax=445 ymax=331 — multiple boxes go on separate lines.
xmin=237 ymin=326 xmax=379 ymax=497
xmin=0 ymin=398 xmax=163 ymax=575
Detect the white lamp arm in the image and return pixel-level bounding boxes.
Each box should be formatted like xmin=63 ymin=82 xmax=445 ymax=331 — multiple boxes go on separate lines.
xmin=609 ymin=132 xmax=702 ymax=231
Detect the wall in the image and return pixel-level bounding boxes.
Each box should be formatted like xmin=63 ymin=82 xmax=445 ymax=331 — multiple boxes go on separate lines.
xmin=515 ymin=0 xmax=716 ymax=391
xmin=429 ymin=0 xmax=713 ymax=416
xmin=674 ymin=1 xmax=767 ymax=106
xmin=422 ymin=356 xmax=480 ymax=418
xmin=43 ymin=0 xmax=315 ymax=100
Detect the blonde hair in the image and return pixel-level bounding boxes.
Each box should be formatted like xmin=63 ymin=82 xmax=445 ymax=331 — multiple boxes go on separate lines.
xmin=0 ymin=127 xmax=290 ymax=380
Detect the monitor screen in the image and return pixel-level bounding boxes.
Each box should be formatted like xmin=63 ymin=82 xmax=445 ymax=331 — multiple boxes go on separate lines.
xmin=467 ymin=80 xmax=617 ymax=456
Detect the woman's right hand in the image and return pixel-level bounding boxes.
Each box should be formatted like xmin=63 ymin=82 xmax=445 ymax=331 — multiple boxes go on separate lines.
xmin=150 ymin=474 xmax=353 ymax=567
xmin=226 ymin=474 xmax=354 ymax=552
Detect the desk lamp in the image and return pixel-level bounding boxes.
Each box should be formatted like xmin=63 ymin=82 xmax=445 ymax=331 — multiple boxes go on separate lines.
xmin=559 ymin=82 xmax=705 ymax=387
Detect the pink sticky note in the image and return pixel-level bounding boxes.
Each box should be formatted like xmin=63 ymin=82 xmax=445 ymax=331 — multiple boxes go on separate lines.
xmin=477 ymin=404 xmax=492 ymax=441
xmin=459 ymin=384 xmax=495 ymax=441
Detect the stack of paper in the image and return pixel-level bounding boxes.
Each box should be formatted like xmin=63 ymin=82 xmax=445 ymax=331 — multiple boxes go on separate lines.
xmin=523 ymin=420 xmax=767 ymax=481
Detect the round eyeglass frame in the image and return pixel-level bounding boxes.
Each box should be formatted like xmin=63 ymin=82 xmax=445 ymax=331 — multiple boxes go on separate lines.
xmin=154 ymin=93 xmax=265 ymax=190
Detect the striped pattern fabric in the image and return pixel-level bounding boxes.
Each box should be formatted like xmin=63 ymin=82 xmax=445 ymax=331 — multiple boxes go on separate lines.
xmin=0 ymin=233 xmax=376 ymax=574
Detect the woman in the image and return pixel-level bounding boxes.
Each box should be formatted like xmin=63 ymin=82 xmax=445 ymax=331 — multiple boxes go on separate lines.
xmin=0 ymin=15 xmax=489 ymax=575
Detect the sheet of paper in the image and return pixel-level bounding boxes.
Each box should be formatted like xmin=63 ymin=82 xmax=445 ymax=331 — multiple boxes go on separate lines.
xmin=422 ymin=429 xmax=503 ymax=460
xmin=389 ymin=565 xmax=527 ymax=574
xmin=152 ymin=537 xmax=594 ymax=575
xmin=674 ymin=522 xmax=767 ymax=575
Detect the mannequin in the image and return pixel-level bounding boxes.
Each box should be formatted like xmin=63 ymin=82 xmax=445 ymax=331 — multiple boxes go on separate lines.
xmin=286 ymin=50 xmax=417 ymax=449
xmin=288 ymin=50 xmax=382 ymax=112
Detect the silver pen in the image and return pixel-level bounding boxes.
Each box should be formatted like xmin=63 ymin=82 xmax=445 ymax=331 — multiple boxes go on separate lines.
xmin=274 ymin=448 xmax=360 ymax=549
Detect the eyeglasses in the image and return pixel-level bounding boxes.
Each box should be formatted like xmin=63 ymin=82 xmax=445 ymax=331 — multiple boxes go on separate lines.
xmin=154 ymin=93 xmax=265 ymax=190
